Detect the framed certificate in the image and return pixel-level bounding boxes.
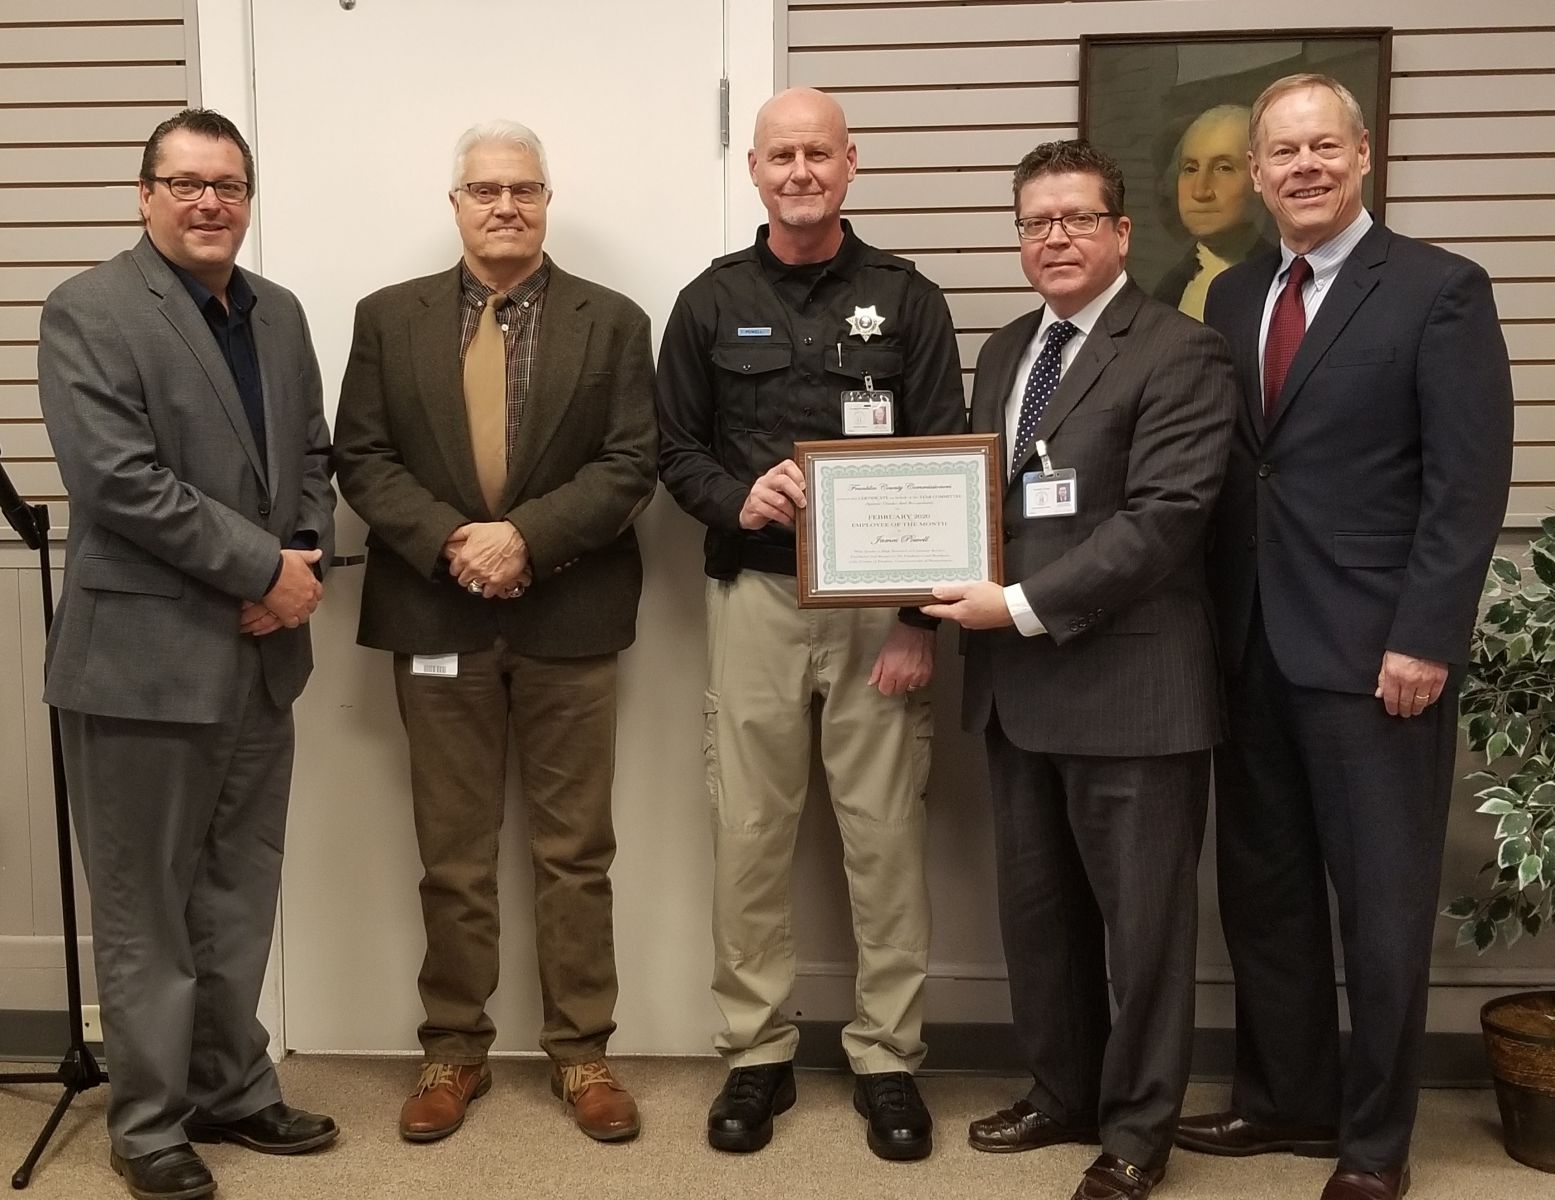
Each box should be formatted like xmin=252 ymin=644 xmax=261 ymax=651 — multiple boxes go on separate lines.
xmin=794 ymin=433 xmax=1004 ymax=608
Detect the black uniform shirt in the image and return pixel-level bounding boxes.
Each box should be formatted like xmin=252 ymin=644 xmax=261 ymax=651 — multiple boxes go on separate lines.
xmin=655 ymin=220 xmax=966 ymax=586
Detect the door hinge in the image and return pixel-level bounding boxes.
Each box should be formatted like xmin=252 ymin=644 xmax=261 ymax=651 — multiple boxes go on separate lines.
xmin=719 ymin=77 xmax=731 ymax=148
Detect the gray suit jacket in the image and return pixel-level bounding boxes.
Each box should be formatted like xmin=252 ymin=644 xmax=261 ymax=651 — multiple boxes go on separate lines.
xmin=38 ymin=236 xmax=336 ymax=723
xmin=334 ymin=260 xmax=657 ymax=657
xmin=961 ymin=278 xmax=1238 ymax=757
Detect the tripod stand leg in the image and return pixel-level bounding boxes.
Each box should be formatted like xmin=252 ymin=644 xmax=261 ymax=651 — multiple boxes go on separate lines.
xmin=10 ymin=1084 xmax=77 ymax=1190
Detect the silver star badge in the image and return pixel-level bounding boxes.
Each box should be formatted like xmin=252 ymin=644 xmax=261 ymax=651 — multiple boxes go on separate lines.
xmin=846 ymin=305 xmax=885 ymax=341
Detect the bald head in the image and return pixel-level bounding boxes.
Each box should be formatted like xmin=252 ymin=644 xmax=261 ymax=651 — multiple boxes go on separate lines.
xmin=748 ymin=87 xmax=857 ymax=259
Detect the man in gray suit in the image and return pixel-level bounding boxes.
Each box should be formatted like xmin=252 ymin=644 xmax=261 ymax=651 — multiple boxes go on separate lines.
xmin=38 ymin=109 xmax=337 ymax=1200
xmin=924 ymin=141 xmax=1237 ymax=1200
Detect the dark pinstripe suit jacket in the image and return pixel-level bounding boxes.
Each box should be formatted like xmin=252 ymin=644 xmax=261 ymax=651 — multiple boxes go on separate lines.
xmin=960 ymin=277 xmax=1238 ymax=757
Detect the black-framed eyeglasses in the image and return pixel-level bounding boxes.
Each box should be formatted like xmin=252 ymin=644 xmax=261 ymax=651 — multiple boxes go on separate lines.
xmin=456 ymin=181 xmax=550 ymax=206
xmin=1014 ymin=211 xmax=1120 ymax=241
xmin=145 ymin=176 xmax=252 ymax=203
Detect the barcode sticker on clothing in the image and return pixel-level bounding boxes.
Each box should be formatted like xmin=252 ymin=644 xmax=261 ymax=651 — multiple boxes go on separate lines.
xmin=411 ymin=654 xmax=459 ymax=677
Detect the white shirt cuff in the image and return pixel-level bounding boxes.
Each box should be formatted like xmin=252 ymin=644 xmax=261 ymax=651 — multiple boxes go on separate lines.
xmin=1003 ymin=583 xmax=1047 ymax=637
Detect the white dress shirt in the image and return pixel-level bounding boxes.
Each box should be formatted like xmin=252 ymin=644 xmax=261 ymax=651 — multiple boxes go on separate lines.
xmin=1002 ymin=271 xmax=1131 ymax=637
xmin=1257 ymin=208 xmax=1373 ymax=394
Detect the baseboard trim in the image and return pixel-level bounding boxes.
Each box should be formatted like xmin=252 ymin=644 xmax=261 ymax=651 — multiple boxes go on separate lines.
xmin=0 ymin=1009 xmax=104 ymax=1064
xmin=793 ymin=1021 xmax=1492 ymax=1087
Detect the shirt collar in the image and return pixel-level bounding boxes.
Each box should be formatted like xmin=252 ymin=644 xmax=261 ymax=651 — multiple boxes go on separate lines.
xmin=154 ymin=243 xmax=256 ymax=317
xmin=754 ymin=218 xmax=864 ymax=282
xmin=459 ymin=255 xmax=552 ymax=308
xmin=1278 ymin=208 xmax=1372 ymax=286
xmin=1037 ymin=270 xmax=1129 ymax=343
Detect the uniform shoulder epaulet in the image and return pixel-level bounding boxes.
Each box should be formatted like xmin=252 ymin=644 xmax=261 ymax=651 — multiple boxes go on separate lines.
xmin=862 ymin=247 xmax=918 ymax=274
xmin=709 ymin=246 xmax=758 ymax=271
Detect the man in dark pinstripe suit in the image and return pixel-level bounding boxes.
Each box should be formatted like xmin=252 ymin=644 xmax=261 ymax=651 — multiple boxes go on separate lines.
xmin=924 ymin=141 xmax=1237 ymax=1200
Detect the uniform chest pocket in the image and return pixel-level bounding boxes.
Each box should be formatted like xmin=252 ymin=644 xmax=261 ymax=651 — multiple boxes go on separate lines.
xmin=711 ymin=341 xmax=793 ymax=432
xmin=826 ymin=345 xmax=904 ymax=387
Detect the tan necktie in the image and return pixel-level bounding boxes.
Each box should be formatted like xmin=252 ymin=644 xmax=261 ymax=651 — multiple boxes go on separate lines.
xmin=463 ymin=291 xmax=509 ymax=515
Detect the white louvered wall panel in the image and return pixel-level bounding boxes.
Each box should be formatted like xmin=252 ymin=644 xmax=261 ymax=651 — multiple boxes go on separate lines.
xmin=787 ymin=0 xmax=1555 ymax=526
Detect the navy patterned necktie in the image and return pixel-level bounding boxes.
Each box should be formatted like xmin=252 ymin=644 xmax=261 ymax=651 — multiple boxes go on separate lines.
xmin=1013 ymin=319 xmax=1079 ymax=463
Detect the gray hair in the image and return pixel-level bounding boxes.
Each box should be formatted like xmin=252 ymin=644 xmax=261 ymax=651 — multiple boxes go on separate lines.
xmin=450 ymin=120 xmax=550 ymax=190
xmin=1250 ymin=74 xmax=1366 ymax=151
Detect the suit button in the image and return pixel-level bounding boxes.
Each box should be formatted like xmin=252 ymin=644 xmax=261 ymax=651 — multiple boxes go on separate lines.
xmin=1257 ymin=463 xmax=1273 ymax=478
xmin=1247 ymin=535 xmax=1256 ymax=548
xmin=1003 ymin=528 xmax=1013 ymax=543
xmin=258 ymin=499 xmax=272 ymax=516
xmin=803 ymin=336 xmax=814 ymax=345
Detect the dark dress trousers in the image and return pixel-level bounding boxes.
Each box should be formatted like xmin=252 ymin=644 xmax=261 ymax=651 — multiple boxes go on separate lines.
xmin=963 ymin=279 xmax=1237 ymax=1168
xmin=1204 ymin=220 xmax=1514 ymax=1171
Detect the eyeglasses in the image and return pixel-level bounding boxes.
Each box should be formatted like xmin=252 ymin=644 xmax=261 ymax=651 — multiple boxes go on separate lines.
xmin=146 ymin=176 xmax=252 ymax=203
xmin=457 ymin=181 xmax=549 ymax=207
xmin=1014 ymin=211 xmax=1120 ymax=241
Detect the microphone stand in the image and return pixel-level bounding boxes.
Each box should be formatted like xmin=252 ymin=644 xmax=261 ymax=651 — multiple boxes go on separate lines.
xmin=0 ymin=456 xmax=105 ymax=1190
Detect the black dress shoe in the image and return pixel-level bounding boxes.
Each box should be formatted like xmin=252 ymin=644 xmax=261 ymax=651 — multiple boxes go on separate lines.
xmin=707 ymin=1062 xmax=796 ymax=1153
xmin=968 ymin=1097 xmax=1100 ymax=1153
xmin=852 ymin=1071 xmax=932 ymax=1161
xmin=1176 ymin=1109 xmax=1338 ymax=1157
xmin=109 ymin=1144 xmax=215 ymax=1200
xmin=186 ymin=1100 xmax=338 ymax=1154
xmin=1071 ymin=1153 xmax=1165 ymax=1200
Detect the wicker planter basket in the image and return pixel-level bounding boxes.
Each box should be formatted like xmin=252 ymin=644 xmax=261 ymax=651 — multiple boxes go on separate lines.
xmin=1482 ymin=990 xmax=1555 ymax=1173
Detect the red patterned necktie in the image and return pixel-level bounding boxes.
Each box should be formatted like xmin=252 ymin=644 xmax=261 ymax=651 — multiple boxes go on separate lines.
xmin=1262 ymin=255 xmax=1312 ymax=421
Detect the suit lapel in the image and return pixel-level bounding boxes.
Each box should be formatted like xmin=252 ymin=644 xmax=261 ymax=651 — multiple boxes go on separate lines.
xmin=504 ymin=262 xmax=589 ymax=504
xmin=132 ymin=238 xmax=267 ymax=484
xmin=1229 ymin=247 xmax=1279 ymax=444
xmin=1007 ymin=280 xmax=1133 ymax=480
xmin=1267 ymin=222 xmax=1388 ymax=439
xmin=409 ymin=266 xmax=487 ymax=517
xmin=252 ymin=300 xmax=284 ymax=494
xmin=972 ymin=307 xmax=1043 ymax=487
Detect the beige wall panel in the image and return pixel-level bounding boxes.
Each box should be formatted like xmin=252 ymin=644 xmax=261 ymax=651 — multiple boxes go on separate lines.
xmin=1393 ymin=31 xmax=1555 ymax=73
xmin=4 ymin=104 xmax=183 ymax=145
xmin=791 ymin=44 xmax=1075 ymax=90
xmin=1513 ymin=446 xmax=1555 ymax=484
xmin=5 ymin=462 xmax=64 ymax=497
xmin=958 ymin=330 xmax=991 ymax=366
xmin=0 ymin=385 xmax=41 ymax=421
xmin=0 ymin=345 xmax=37 ymax=380
xmin=1515 ymin=404 xmax=1555 ymax=442
xmin=851 ymin=168 xmax=1013 ymax=210
xmin=0 ymin=24 xmax=187 ymax=66
xmin=850 ymin=209 xmax=1017 ymax=250
xmin=1515 ymin=364 xmax=1555 ymax=395
xmin=0 ymin=422 xmax=52 ymax=458
xmin=0 ymin=571 xmax=32 ymax=937
xmin=836 ymin=85 xmax=1077 ymax=130
xmin=1387 ymin=159 xmax=1555 ymax=200
xmin=0 ymin=144 xmax=141 ymax=186
xmin=1390 ymin=116 xmax=1555 ymax=159
xmin=855 ymin=126 xmax=1076 ymax=170
xmin=1509 ymin=486 xmax=1555 ymax=523
xmin=948 ymin=290 xmax=1038 ymax=330
xmin=1 ymin=0 xmax=181 ymax=20
xmin=1391 ymin=73 xmax=1555 ymax=116
xmin=2 ymin=185 xmax=140 ymax=225
xmin=0 ymin=64 xmax=186 ymax=105
xmin=0 ymin=307 xmax=43 ymax=342
xmin=1387 ymin=199 xmax=1555 ymax=241
xmin=0 ymin=266 xmax=87 ymax=304
xmin=1495 ymin=283 xmax=1555 ymax=321
xmin=790 ymin=0 xmax=1552 ymax=41
xmin=1448 ymin=241 xmax=1555 ymax=281
xmin=1504 ymin=325 xmax=1554 ymax=362
xmin=0 ymin=225 xmax=143 ymax=264
xmin=905 ymin=249 xmax=1028 ymax=290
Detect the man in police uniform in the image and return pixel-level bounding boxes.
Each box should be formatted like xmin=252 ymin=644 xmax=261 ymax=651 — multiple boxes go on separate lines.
xmin=656 ymin=87 xmax=965 ymax=1160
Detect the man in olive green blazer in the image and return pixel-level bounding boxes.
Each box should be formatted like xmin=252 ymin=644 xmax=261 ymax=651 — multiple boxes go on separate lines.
xmin=334 ymin=120 xmax=656 ymax=1146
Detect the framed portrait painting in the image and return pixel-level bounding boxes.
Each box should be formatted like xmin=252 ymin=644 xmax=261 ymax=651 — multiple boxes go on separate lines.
xmin=1079 ymin=29 xmax=1391 ymax=322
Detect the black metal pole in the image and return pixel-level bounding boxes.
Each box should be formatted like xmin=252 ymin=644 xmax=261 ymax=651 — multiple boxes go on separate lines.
xmin=1 ymin=499 xmax=106 ymax=1190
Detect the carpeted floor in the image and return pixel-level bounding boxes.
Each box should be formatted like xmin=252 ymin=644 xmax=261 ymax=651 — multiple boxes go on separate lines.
xmin=0 ymin=1056 xmax=1539 ymax=1198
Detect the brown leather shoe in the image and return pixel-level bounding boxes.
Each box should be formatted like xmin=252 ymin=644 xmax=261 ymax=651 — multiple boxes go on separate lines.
xmin=550 ymin=1059 xmax=640 ymax=1142
xmin=1071 ymin=1153 xmax=1165 ymax=1200
xmin=1176 ymin=1109 xmax=1339 ymax=1157
xmin=1320 ymin=1164 xmax=1411 ymax=1200
xmin=968 ymin=1098 xmax=1100 ymax=1153
xmin=398 ymin=1062 xmax=491 ymax=1142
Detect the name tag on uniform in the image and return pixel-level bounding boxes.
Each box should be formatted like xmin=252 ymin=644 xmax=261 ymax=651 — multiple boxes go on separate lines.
xmin=736 ymin=327 xmax=772 ymax=337
xmin=1022 ymin=468 xmax=1078 ymax=518
xmin=411 ymin=653 xmax=459 ymax=677
xmin=842 ymin=371 xmax=895 ymax=435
